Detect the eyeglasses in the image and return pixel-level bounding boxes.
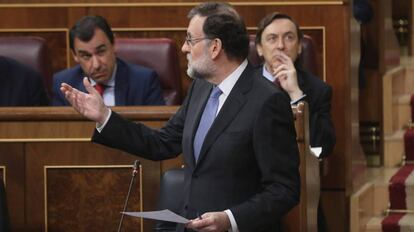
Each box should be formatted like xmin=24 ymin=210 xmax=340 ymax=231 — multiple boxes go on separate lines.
xmin=185 ymin=35 xmax=210 ymax=46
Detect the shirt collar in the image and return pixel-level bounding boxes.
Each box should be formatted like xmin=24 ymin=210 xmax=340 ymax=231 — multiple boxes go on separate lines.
xmin=217 ymin=59 xmax=248 ymax=96
xmin=262 ymin=65 xmax=276 ymax=82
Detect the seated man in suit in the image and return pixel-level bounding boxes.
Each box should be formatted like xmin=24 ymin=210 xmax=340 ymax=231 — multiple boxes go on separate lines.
xmin=52 ymin=15 xmax=165 ymax=106
xmin=60 ymin=2 xmax=300 ymax=231
xmin=0 ymin=55 xmax=49 ymax=106
xmin=255 ymin=12 xmax=336 ymax=158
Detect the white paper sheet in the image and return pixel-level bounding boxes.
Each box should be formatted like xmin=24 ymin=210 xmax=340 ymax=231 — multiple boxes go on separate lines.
xmin=310 ymin=147 xmax=322 ymax=158
xmin=122 ymin=209 xmax=189 ymax=224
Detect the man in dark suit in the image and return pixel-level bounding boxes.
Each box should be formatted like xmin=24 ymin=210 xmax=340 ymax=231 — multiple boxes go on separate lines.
xmin=60 ymin=3 xmax=300 ymax=231
xmin=255 ymin=13 xmax=336 ymax=232
xmin=255 ymin=12 xmax=336 ymax=158
xmin=52 ymin=15 xmax=165 ymax=106
xmin=0 ymin=56 xmax=49 ymax=106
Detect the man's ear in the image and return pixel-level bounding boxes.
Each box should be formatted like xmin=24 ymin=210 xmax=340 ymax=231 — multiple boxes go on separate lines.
xmin=113 ymin=43 xmax=118 ymax=56
xmin=256 ymin=44 xmax=263 ymax=57
xmin=298 ymin=41 xmax=303 ymax=55
xmin=71 ymin=50 xmax=79 ymax=63
xmin=210 ymin=38 xmax=222 ymax=60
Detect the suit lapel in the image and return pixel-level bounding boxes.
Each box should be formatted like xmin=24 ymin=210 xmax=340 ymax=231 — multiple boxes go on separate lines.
xmin=114 ymin=59 xmax=128 ymax=105
xmin=186 ymin=80 xmax=213 ymax=167
xmin=296 ymin=67 xmax=312 ymax=105
xmin=297 ymin=69 xmax=307 ymax=94
xmin=196 ymin=65 xmax=253 ymax=166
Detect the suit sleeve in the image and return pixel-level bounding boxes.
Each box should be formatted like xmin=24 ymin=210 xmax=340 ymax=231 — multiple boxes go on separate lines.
xmin=143 ymin=71 xmax=166 ymax=106
xmin=92 ymin=81 xmax=194 ymax=160
xmin=230 ymin=92 xmax=300 ymax=231
xmin=309 ymin=85 xmax=336 ymax=158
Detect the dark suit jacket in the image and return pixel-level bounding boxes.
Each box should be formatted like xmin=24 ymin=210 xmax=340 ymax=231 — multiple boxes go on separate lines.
xmin=259 ymin=65 xmax=336 ymax=158
xmin=296 ymin=66 xmax=336 ymax=158
xmin=0 ymin=56 xmax=49 ymax=106
xmin=52 ymin=58 xmax=165 ymax=106
xmin=92 ymin=64 xmax=300 ymax=232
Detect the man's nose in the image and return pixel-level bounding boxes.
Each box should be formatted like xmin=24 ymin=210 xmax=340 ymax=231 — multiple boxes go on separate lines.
xmin=276 ymin=39 xmax=285 ymax=50
xmin=181 ymin=41 xmax=190 ymax=53
xmin=91 ymin=55 xmax=101 ymax=69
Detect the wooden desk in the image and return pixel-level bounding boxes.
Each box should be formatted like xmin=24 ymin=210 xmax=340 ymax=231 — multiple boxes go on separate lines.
xmin=0 ymin=106 xmax=180 ymax=232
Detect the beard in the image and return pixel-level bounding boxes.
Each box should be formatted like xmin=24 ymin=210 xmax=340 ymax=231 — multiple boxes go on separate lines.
xmin=186 ymin=52 xmax=215 ymax=80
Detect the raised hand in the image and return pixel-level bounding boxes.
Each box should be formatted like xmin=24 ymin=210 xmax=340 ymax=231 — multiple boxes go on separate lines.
xmin=271 ymin=51 xmax=303 ymax=101
xmin=60 ymin=77 xmax=110 ymax=124
xmin=186 ymin=211 xmax=231 ymax=232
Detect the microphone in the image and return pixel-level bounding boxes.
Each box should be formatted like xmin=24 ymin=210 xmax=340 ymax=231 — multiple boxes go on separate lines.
xmin=117 ymin=160 xmax=140 ymax=232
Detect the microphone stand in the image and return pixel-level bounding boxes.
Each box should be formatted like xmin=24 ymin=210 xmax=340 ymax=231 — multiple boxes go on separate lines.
xmin=117 ymin=160 xmax=140 ymax=232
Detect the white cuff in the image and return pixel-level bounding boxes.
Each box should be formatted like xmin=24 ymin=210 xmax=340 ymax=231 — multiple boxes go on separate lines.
xmin=290 ymin=94 xmax=307 ymax=105
xmin=96 ymin=109 xmax=112 ymax=133
xmin=224 ymin=209 xmax=239 ymax=232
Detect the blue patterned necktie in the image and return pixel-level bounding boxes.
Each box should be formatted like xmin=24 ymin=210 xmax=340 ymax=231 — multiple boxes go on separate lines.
xmin=193 ymin=86 xmax=222 ymax=162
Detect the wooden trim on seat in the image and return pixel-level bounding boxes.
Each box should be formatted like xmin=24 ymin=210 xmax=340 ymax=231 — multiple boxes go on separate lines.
xmin=284 ymin=102 xmax=320 ymax=232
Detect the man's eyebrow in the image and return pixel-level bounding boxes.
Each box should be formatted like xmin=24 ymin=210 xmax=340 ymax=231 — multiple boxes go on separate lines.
xmin=96 ymin=44 xmax=107 ymax=50
xmin=283 ymin=31 xmax=295 ymax=35
xmin=76 ymin=49 xmax=91 ymax=55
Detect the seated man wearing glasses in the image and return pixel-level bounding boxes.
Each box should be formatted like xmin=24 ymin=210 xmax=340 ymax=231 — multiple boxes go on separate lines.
xmin=52 ymin=15 xmax=165 ymax=106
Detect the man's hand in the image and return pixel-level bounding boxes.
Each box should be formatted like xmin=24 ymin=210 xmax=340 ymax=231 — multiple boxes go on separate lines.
xmin=186 ymin=211 xmax=231 ymax=232
xmin=60 ymin=77 xmax=110 ymax=124
xmin=272 ymin=52 xmax=303 ymax=101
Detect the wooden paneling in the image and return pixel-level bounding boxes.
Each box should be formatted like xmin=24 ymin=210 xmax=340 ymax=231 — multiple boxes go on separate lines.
xmin=0 ymin=107 xmax=178 ymax=232
xmin=45 ymin=166 xmax=141 ymax=231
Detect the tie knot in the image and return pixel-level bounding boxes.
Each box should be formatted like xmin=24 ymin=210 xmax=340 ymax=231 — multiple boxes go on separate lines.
xmin=210 ymin=86 xmax=222 ymax=99
xmin=94 ymin=83 xmax=107 ymax=96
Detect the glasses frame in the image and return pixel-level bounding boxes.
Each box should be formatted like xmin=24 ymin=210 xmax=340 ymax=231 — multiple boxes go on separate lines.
xmin=185 ymin=35 xmax=210 ymax=46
